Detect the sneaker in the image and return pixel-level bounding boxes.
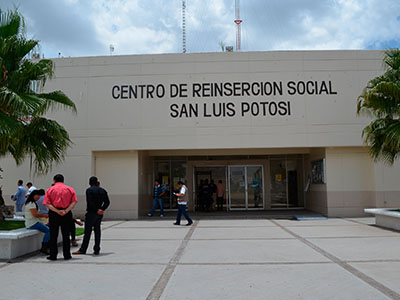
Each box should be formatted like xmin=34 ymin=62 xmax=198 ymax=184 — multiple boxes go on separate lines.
xmin=93 ymin=251 xmax=100 ymax=255
xmin=173 ymin=222 xmax=180 ymax=225
xmin=160 ymin=214 xmax=164 ymax=218
xmin=186 ymin=222 xmax=193 ymax=226
xmin=147 ymin=213 xmax=152 ymax=217
xmin=46 ymin=256 xmax=57 ymax=261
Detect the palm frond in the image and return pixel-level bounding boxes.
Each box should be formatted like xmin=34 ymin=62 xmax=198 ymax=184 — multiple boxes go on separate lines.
xmin=36 ymin=91 xmax=77 ymax=115
xmin=0 ymin=7 xmax=77 ymax=175
xmin=0 ymin=86 xmax=30 ymax=116
xmin=9 ymin=59 xmax=53 ymax=92
xmin=358 ymin=49 xmax=400 ymax=165
xmin=0 ymin=8 xmax=24 ymax=39
xmin=384 ymin=49 xmax=400 ymax=71
xmin=11 ymin=117 xmax=73 ymax=174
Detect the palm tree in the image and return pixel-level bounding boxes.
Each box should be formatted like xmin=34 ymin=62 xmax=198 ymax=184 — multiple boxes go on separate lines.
xmin=357 ymin=49 xmax=400 ymax=164
xmin=0 ymin=7 xmax=76 ymax=174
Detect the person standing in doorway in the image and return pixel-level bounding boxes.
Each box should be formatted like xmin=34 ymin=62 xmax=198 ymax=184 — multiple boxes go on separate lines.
xmin=173 ymin=181 xmax=193 ymax=226
xmin=73 ymin=176 xmax=110 ymax=255
xmin=12 ymin=180 xmax=26 ymax=212
xmin=43 ymin=174 xmax=78 ymax=261
xmin=199 ymin=179 xmax=209 ymax=211
xmin=147 ymin=180 xmax=166 ymax=217
xmin=216 ymin=180 xmax=225 ymax=211
xmin=209 ymin=179 xmax=217 ymax=211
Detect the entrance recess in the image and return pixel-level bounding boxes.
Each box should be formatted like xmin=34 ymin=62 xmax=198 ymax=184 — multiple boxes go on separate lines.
xmin=270 ymin=157 xmax=304 ymax=208
xmin=228 ymin=165 xmax=264 ymax=210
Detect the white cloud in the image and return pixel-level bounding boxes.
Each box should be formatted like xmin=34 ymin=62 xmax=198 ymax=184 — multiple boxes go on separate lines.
xmin=269 ymin=0 xmax=400 ymax=50
xmin=89 ymin=0 xmax=177 ymax=54
xmin=1 ymin=0 xmax=399 ymax=57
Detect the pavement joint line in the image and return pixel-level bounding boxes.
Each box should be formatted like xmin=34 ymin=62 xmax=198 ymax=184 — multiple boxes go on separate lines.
xmin=189 ymin=237 xmax=295 ymax=241
xmin=306 ymin=235 xmax=400 ymax=240
xmin=270 ymin=219 xmax=400 ymax=300
xmin=189 ymin=226 xmax=279 ymax=228
xmin=146 ymin=220 xmax=198 ymax=300
xmin=344 ymin=218 xmax=374 ymax=226
xmin=279 ymin=224 xmax=371 ymax=227
xmin=101 ymin=220 xmax=127 ymax=230
xmin=7 ymin=258 xmax=400 ymax=267
xmin=112 ymin=226 xmax=279 ymax=229
xmin=177 ymin=261 xmax=335 ymax=266
xmin=25 ymin=261 xmax=169 ymax=266
xmin=110 ymin=227 xmax=192 ymax=229
xmin=344 ymin=218 xmax=400 ymax=234
xmin=100 ymin=239 xmax=186 ymax=241
xmin=347 ymin=259 xmax=400 ymax=263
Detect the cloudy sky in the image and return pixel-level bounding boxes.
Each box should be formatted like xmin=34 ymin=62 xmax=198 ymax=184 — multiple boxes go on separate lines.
xmin=1 ymin=0 xmax=400 ymax=58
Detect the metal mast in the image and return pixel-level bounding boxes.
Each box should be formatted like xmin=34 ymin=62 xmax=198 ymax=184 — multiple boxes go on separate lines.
xmin=182 ymin=0 xmax=186 ymax=53
xmin=234 ymin=0 xmax=242 ymax=51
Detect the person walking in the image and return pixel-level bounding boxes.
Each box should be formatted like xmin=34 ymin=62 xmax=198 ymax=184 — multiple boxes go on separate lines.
xmin=173 ymin=181 xmax=193 ymax=226
xmin=12 ymin=180 xmax=26 ymax=212
xmin=43 ymin=174 xmax=78 ymax=261
xmin=73 ymin=176 xmax=110 ymax=255
xmin=24 ymin=189 xmax=49 ymax=254
xmin=147 ymin=180 xmax=166 ymax=217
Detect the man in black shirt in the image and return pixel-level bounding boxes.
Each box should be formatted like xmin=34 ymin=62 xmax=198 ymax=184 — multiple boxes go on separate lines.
xmin=73 ymin=176 xmax=110 ymax=255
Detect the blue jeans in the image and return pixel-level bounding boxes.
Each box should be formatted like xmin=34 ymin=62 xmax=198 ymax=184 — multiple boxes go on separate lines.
xmin=15 ymin=202 xmax=24 ymax=212
xmin=29 ymin=222 xmax=50 ymax=242
xmin=150 ymin=198 xmax=164 ymax=215
xmin=175 ymin=204 xmax=193 ymax=224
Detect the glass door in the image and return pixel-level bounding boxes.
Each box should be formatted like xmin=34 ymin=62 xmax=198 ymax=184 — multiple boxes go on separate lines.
xmin=228 ymin=165 xmax=264 ymax=210
xmin=229 ymin=166 xmax=246 ymax=209
xmin=247 ymin=166 xmax=264 ymax=209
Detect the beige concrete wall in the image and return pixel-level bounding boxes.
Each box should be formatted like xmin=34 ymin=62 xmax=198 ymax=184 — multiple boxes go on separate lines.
xmin=325 ymin=147 xmax=375 ymax=217
xmin=43 ymin=50 xmax=383 ymax=154
xmin=374 ymin=160 xmax=400 ymax=208
xmin=93 ymin=151 xmax=139 ymax=219
xmin=138 ymin=151 xmax=153 ymax=215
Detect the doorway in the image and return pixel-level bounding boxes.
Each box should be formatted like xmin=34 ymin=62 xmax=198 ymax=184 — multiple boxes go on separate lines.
xmin=270 ymin=157 xmax=304 ymax=208
xmin=228 ymin=165 xmax=264 ymax=210
xmin=194 ymin=166 xmax=227 ymax=211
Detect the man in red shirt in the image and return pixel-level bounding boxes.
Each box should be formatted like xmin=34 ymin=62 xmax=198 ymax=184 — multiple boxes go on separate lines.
xmin=43 ymin=174 xmax=78 ymax=260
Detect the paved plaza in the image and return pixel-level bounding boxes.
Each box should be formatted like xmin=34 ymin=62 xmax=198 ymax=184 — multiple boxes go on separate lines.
xmin=0 ymin=217 xmax=400 ymax=299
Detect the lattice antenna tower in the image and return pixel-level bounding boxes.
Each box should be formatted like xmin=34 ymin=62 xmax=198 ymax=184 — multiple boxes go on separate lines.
xmin=234 ymin=0 xmax=243 ymax=51
xmin=182 ymin=0 xmax=186 ymax=53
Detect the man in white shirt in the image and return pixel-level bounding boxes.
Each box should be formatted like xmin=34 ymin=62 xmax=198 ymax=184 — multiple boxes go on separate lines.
xmin=26 ymin=182 xmax=37 ymax=197
xmin=173 ymin=181 xmax=193 ymax=226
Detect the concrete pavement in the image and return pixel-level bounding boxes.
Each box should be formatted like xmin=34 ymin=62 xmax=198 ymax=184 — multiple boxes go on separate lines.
xmin=0 ymin=217 xmax=399 ymax=299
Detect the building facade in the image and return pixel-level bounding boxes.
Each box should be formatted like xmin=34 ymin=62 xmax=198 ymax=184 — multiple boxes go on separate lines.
xmin=2 ymin=50 xmax=400 ymax=218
